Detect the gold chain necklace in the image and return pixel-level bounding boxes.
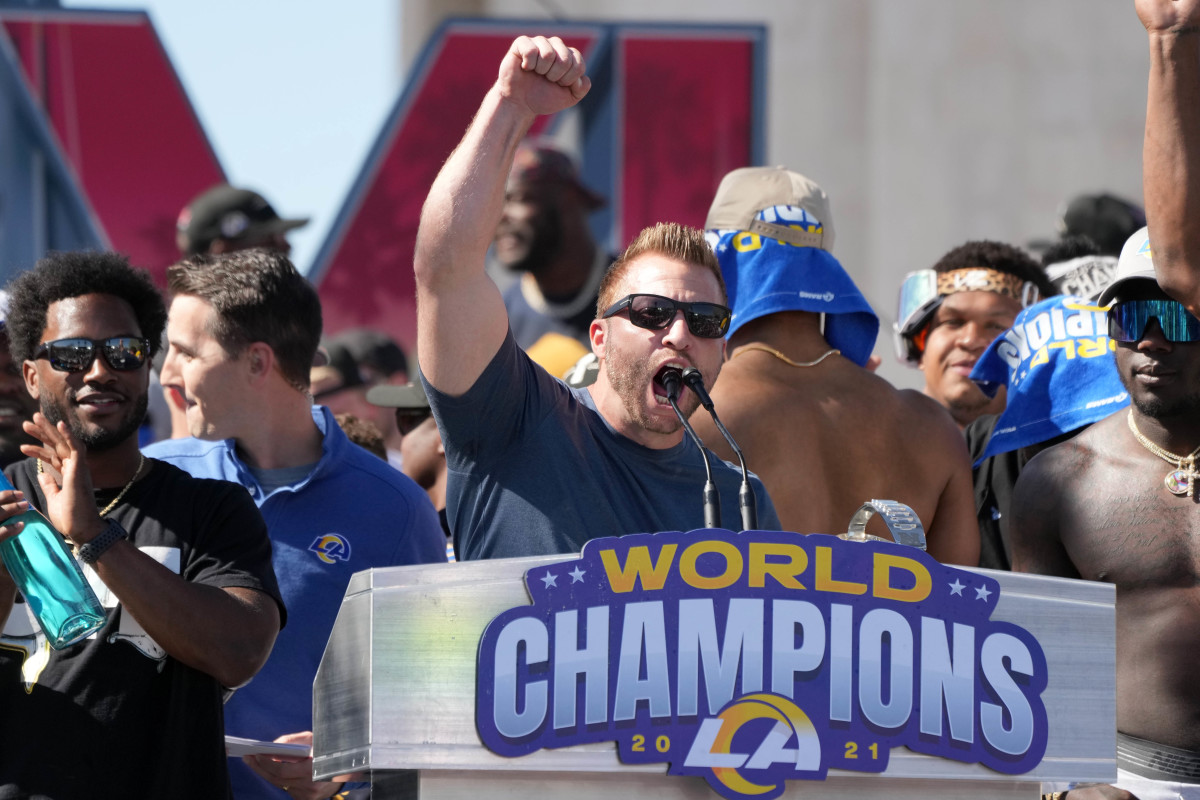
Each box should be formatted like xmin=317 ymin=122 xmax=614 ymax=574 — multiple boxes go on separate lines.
xmin=38 ymin=453 xmax=146 ymax=516
xmin=729 ymin=343 xmax=841 ymax=368
xmin=1127 ymin=410 xmax=1200 ymax=498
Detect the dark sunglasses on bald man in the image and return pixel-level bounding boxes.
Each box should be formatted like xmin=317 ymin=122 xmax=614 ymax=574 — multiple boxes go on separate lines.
xmin=1107 ymin=299 xmax=1200 ymax=344
xmin=601 ymin=294 xmax=731 ymax=339
xmin=34 ymin=337 xmax=151 ymax=373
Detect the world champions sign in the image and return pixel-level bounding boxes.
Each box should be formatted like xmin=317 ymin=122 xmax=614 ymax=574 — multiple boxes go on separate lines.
xmin=475 ymin=530 xmax=1049 ymax=800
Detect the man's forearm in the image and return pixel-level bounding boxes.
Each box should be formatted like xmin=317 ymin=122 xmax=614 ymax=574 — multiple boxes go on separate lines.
xmin=415 ymin=88 xmax=544 ymax=401
xmin=1144 ymin=29 xmax=1200 ymax=311
xmin=414 ymin=85 xmax=532 ymax=395
xmin=92 ymin=541 xmax=279 ymax=687
xmin=415 ymin=86 xmax=534 ymax=297
xmin=415 ymin=37 xmax=591 ymax=397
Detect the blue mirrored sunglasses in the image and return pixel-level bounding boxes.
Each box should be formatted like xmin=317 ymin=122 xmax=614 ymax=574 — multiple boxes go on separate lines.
xmin=1107 ymin=299 xmax=1200 ymax=343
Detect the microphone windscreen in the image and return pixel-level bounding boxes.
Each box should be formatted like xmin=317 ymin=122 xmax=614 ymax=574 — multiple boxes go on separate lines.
xmin=681 ymin=367 xmax=714 ymax=409
xmin=660 ymin=368 xmax=683 ymax=401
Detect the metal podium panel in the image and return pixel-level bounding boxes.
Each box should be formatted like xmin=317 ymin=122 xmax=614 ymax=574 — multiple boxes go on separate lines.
xmin=313 ymin=551 xmax=1115 ymax=787
xmin=412 ymin=770 xmax=1038 ymax=800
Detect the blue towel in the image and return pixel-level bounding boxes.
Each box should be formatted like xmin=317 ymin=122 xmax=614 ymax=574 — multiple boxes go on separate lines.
xmin=708 ymin=208 xmax=879 ymax=367
xmin=970 ymin=295 xmax=1129 ymax=464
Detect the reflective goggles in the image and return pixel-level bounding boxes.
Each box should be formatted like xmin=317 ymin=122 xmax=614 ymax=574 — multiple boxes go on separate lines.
xmin=1107 ymin=298 xmax=1200 ymax=343
xmin=893 ymin=268 xmax=1041 ymax=365
xmin=34 ymin=336 xmax=151 ymax=373
xmin=895 ymin=270 xmax=942 ymax=339
xmin=601 ymin=294 xmax=731 ymax=339
xmin=893 ymin=270 xmax=944 ymax=365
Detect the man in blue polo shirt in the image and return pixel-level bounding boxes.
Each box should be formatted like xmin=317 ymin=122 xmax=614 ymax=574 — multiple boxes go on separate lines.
xmin=145 ymin=248 xmax=445 ymax=799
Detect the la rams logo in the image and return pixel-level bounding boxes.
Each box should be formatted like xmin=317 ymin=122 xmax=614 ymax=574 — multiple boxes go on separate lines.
xmin=682 ymin=693 xmax=822 ymax=798
xmin=308 ymin=534 xmax=352 ymax=565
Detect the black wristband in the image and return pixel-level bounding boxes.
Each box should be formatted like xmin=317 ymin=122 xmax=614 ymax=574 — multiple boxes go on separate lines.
xmin=76 ymin=518 xmax=127 ymax=566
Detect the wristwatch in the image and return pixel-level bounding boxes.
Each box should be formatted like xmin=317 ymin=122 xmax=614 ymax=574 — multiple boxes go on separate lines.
xmin=76 ymin=518 xmax=128 ymax=566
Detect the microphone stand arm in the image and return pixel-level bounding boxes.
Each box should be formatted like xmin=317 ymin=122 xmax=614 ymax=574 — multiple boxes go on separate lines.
xmin=682 ymin=368 xmax=757 ymax=530
xmin=662 ymin=370 xmax=720 ymax=528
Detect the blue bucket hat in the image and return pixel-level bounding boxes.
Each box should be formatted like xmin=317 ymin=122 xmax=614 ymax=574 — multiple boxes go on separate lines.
xmin=704 ymin=167 xmax=879 ymax=367
xmin=969 ymin=294 xmax=1129 ymax=464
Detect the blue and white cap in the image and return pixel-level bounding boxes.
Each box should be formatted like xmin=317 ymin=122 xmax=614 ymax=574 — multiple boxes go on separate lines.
xmin=704 ymin=167 xmax=879 ymax=366
xmin=969 ymin=294 xmax=1128 ymax=463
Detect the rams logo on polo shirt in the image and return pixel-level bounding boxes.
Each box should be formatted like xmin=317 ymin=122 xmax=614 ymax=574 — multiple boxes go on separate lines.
xmin=309 ymin=534 xmax=351 ymax=564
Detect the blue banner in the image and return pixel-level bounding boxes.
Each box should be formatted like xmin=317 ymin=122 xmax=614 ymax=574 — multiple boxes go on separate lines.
xmin=476 ymin=530 xmax=1049 ymax=800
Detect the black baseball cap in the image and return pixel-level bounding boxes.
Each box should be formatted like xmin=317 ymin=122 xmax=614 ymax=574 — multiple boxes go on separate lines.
xmin=177 ymin=184 xmax=309 ymax=255
xmin=1057 ymin=193 xmax=1145 ymax=257
xmin=310 ymin=341 xmax=363 ymax=399
xmin=328 ymin=328 xmax=408 ymax=380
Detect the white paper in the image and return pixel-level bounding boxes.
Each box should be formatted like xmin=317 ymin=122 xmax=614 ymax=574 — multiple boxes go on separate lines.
xmin=225 ymin=735 xmax=312 ymax=758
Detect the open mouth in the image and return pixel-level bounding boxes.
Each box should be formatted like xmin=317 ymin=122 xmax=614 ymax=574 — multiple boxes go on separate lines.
xmin=653 ymin=365 xmax=682 ymax=403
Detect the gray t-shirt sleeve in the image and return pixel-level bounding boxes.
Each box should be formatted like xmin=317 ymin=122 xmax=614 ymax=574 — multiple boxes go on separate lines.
xmin=423 ymin=331 xmax=565 ymax=473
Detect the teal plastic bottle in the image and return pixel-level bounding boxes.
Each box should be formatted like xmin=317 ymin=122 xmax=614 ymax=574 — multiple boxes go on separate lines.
xmin=0 ymin=472 xmax=106 ymax=649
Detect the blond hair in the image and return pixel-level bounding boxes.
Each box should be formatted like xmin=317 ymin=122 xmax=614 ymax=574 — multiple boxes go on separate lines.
xmin=596 ymin=222 xmax=727 ymax=315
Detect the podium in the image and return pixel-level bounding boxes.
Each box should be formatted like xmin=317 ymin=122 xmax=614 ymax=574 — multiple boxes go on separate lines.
xmin=313 ymin=540 xmax=1115 ymax=800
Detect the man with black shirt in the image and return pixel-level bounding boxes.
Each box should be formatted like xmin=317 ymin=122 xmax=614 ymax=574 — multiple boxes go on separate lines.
xmin=0 ymin=250 xmax=283 ymax=799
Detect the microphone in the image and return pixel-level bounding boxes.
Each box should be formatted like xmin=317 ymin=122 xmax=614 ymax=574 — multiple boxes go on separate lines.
xmin=661 ymin=368 xmax=720 ymax=528
xmin=682 ymin=367 xmax=758 ymax=531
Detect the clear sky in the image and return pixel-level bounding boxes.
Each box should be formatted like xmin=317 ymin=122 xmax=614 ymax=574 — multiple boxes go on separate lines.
xmin=67 ymin=0 xmax=403 ymax=274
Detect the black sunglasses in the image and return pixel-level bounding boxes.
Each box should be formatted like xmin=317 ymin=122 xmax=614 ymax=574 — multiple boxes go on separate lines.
xmin=1107 ymin=299 xmax=1200 ymax=343
xmin=601 ymin=294 xmax=731 ymax=339
xmin=34 ymin=337 xmax=151 ymax=373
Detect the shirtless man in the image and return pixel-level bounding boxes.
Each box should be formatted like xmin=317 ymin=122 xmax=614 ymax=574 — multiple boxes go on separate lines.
xmin=1010 ymin=229 xmax=1200 ymax=799
xmin=1138 ymin=0 xmax=1200 ymax=316
xmin=692 ymin=166 xmax=978 ymax=565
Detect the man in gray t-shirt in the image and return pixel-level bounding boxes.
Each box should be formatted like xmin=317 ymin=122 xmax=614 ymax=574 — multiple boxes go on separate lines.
xmin=427 ymin=330 xmax=778 ymax=560
xmin=414 ymin=35 xmax=779 ymax=559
